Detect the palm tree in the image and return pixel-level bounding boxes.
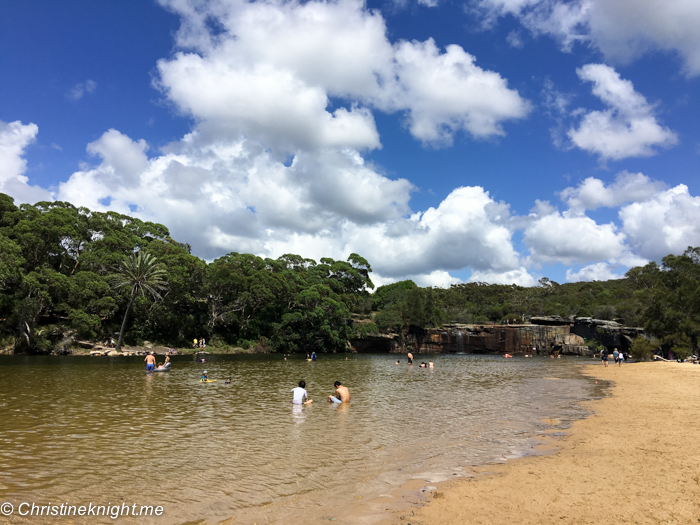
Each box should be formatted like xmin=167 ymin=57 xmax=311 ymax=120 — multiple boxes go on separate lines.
xmin=112 ymin=252 xmax=167 ymax=351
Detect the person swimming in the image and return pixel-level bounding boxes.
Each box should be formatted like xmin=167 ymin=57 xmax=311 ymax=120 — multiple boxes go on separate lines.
xmin=201 ymin=371 xmax=209 ymax=382
xmin=224 ymin=377 xmax=232 ymax=384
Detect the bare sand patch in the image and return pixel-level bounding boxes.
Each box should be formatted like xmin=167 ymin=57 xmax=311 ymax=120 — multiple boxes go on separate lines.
xmin=392 ymin=362 xmax=700 ymax=525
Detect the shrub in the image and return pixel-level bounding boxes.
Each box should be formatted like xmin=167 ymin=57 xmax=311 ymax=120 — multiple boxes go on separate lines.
xmin=629 ymin=337 xmax=659 ymax=361
xmin=670 ymin=344 xmax=691 ymax=360
xmin=351 ymin=322 xmax=378 ymax=337
xmin=593 ymin=305 xmax=617 ymax=320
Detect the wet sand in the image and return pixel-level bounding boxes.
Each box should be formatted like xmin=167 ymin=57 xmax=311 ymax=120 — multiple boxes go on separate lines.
xmin=389 ymin=362 xmax=700 ymax=525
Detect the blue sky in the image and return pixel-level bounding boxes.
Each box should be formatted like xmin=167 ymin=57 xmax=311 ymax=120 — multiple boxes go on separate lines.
xmin=1 ymin=0 xmax=699 ymax=287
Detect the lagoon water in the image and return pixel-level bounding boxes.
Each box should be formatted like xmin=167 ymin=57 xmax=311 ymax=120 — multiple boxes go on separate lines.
xmin=0 ymin=354 xmax=601 ymax=524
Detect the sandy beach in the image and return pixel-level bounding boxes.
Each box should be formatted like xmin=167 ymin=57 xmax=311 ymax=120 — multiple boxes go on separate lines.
xmin=392 ymin=362 xmax=700 ymax=525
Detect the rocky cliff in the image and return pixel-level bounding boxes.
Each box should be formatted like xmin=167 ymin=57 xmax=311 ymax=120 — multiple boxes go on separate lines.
xmin=350 ymin=323 xmax=589 ymax=355
xmin=349 ymin=317 xmax=644 ymax=355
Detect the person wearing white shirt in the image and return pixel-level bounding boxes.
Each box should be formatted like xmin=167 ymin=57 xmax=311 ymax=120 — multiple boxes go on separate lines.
xmin=292 ymin=380 xmax=313 ymax=405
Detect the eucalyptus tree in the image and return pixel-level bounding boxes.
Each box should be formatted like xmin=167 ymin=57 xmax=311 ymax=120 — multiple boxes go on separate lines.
xmin=111 ymin=252 xmax=167 ymax=350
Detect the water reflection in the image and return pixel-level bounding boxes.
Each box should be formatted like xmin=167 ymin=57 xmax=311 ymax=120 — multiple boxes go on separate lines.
xmin=0 ymin=354 xmax=598 ymax=524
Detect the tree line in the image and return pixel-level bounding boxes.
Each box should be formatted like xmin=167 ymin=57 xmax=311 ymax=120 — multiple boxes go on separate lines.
xmin=1 ymin=193 xmax=698 ymax=355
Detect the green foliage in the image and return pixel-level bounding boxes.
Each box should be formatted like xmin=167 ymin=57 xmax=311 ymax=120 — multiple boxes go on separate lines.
xmin=585 ymin=339 xmax=603 ymax=353
xmin=374 ymin=309 xmax=403 ymax=332
xmin=3 ymin=191 xmax=700 ymax=356
xmin=351 ymin=322 xmax=378 ymax=337
xmin=629 ymin=337 xmax=660 ymax=361
xmin=593 ymin=304 xmax=617 ymax=320
xmin=670 ymin=343 xmax=692 ymax=360
xmin=111 ymin=252 xmax=168 ymax=350
xmin=629 ymin=248 xmax=700 ymax=353
xmin=372 ymin=280 xmax=417 ymax=310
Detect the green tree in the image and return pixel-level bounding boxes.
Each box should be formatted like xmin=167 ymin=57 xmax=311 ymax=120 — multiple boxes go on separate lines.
xmin=111 ymin=252 xmax=167 ymax=350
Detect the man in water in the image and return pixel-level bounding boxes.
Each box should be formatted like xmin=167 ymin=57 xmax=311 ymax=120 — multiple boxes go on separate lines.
xmin=407 ymin=352 xmax=413 ymax=365
xmin=144 ymin=352 xmax=156 ymax=372
xmin=328 ymin=381 xmax=350 ymax=403
xmin=292 ymin=380 xmax=313 ymax=405
xmin=311 ymin=351 xmax=316 ymax=361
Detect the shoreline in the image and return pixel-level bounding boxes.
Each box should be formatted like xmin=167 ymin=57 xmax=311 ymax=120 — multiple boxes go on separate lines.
xmin=216 ymin=358 xmax=603 ymax=525
xmin=383 ymin=362 xmax=700 ymax=525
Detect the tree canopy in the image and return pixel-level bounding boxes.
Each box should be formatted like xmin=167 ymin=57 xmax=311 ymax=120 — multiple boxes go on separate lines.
xmin=1 ymin=192 xmax=699 ymax=355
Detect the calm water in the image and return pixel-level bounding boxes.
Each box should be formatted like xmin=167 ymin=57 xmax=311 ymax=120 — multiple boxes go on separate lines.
xmin=0 ymin=354 xmax=601 ymax=524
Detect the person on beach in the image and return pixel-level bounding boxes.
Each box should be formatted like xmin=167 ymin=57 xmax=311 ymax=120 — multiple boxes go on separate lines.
xmin=145 ymin=352 xmax=156 ymax=372
xmin=328 ymin=381 xmax=350 ymax=403
xmin=618 ymin=352 xmax=624 ymax=366
xmin=601 ymin=348 xmax=609 ymax=367
xmin=407 ymin=352 xmax=413 ymax=365
xmin=292 ymin=380 xmax=313 ymax=405
xmin=613 ymin=348 xmax=619 ymax=364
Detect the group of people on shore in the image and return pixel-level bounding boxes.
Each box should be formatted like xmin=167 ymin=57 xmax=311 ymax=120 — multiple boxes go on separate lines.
xmin=291 ymin=380 xmax=350 ymax=405
xmin=600 ymin=348 xmax=625 ymax=367
xmin=193 ymin=338 xmax=206 ymax=349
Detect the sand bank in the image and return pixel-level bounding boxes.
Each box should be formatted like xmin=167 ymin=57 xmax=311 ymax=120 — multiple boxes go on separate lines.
xmin=394 ymin=362 xmax=700 ymax=525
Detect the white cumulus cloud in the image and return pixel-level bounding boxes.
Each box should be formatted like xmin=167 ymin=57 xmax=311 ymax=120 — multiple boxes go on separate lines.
xmin=156 ymin=0 xmax=529 ymax=150
xmin=469 ymin=266 xmax=537 ymax=286
xmin=567 ymin=64 xmax=677 ymax=161
xmin=619 ymin=184 xmax=700 ymax=261
xmin=524 ymin=208 xmax=626 ymax=265
xmin=565 ymin=262 xmax=623 ymax=282
xmin=472 ymin=0 xmax=700 ymax=76
xmin=0 ymin=120 xmax=52 ymax=203
xmin=559 ymin=171 xmax=667 ymax=211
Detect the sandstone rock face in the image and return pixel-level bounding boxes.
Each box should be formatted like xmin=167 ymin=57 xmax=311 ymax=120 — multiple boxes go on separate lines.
xmin=570 ymin=318 xmax=644 ymax=350
xmin=350 ymin=319 xmax=643 ymax=355
xmin=351 ymin=324 xmax=586 ymax=355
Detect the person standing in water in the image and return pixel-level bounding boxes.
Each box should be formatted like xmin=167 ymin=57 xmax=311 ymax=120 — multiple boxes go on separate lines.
xmin=311 ymin=351 xmax=316 ymax=361
xmin=292 ymin=380 xmax=313 ymax=405
xmin=328 ymin=381 xmax=350 ymax=403
xmin=144 ymin=352 xmax=156 ymax=372
xmin=407 ymin=352 xmax=413 ymax=365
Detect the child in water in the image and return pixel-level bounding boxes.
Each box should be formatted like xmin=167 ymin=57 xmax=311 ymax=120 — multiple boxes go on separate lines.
xmin=224 ymin=377 xmax=232 ymax=384
xmin=201 ymin=371 xmax=209 ymax=382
